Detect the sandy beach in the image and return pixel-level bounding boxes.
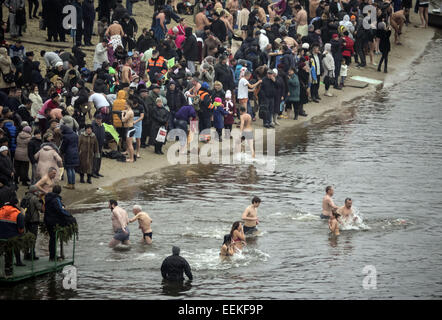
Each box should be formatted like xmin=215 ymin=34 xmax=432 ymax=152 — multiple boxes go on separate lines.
xmin=5 ymin=3 xmax=436 ymax=207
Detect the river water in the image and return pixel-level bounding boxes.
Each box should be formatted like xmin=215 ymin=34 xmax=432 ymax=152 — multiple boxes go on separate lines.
xmin=2 ymin=34 xmax=442 ymax=300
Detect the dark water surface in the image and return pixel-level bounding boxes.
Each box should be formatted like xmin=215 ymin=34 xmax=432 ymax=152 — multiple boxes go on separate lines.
xmin=2 ymin=36 xmax=442 ymax=300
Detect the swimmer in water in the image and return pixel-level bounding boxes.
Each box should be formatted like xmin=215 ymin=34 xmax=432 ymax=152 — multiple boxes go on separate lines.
xmin=230 ymin=221 xmax=246 ymax=251
xmin=220 ymin=234 xmax=235 ymax=258
xmin=129 ymin=205 xmax=153 ymax=244
xmin=329 ymin=211 xmax=341 ymax=236
xmin=241 ymin=196 xmax=261 ymax=235
xmin=108 ymin=199 xmax=130 ymax=248
xmin=321 ymin=186 xmax=339 ymax=219
xmin=337 ymin=198 xmax=358 ymax=223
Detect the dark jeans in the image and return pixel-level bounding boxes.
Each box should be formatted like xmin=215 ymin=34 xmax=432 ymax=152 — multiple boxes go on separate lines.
xmin=47 ymin=224 xmax=56 ymax=260
xmin=84 ymin=20 xmax=94 ymax=44
xmin=154 ymin=141 xmax=164 ymax=153
xmin=286 ymin=101 xmax=301 ymax=118
xmin=66 ymin=167 xmax=76 ymax=184
xmin=126 ymin=0 xmax=133 ymax=15
xmin=311 ymin=75 xmax=320 ymax=99
xmin=141 ymin=120 xmax=151 ymax=146
xmin=28 ymin=0 xmax=39 ymax=18
xmin=76 ymin=25 xmax=84 ymax=47
xmin=378 ymin=51 xmax=389 ymax=71
xmin=198 ymin=114 xmax=211 ymax=133
xmin=333 ymin=56 xmax=342 ymax=86
xmin=47 ymin=26 xmax=58 ymax=42
xmin=355 ymin=39 xmax=367 ymax=66
xmin=14 ymin=160 xmax=29 ymax=183
xmin=93 ymin=154 xmax=102 ymax=176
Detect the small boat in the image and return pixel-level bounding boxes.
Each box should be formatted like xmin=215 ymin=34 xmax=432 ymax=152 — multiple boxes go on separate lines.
xmin=0 ymin=229 xmax=76 ymax=283
xmin=429 ymin=3 xmax=442 ymax=28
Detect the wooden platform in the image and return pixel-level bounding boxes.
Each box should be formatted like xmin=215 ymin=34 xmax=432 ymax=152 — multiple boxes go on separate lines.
xmin=0 ymin=259 xmax=74 ymax=283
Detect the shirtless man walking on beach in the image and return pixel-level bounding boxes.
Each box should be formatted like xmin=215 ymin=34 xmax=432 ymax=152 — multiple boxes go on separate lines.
xmin=108 ymin=199 xmax=130 ymax=248
xmin=239 ymin=106 xmax=255 ymax=158
xmin=241 ymin=196 xmax=261 ymax=235
xmin=321 ymin=186 xmax=339 ymax=219
xmin=129 ymin=205 xmax=153 ymax=244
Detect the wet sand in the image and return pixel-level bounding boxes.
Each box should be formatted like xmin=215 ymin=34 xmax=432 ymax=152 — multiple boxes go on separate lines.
xmin=5 ymin=4 xmax=436 ymax=206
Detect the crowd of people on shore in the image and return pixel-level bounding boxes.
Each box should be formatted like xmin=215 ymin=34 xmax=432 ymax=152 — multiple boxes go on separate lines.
xmin=0 ymin=0 xmax=421 ymax=277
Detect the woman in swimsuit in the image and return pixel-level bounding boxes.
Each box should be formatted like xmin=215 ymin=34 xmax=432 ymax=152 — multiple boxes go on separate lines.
xmin=220 ymin=234 xmax=235 ymax=258
xmin=230 ymin=221 xmax=246 ymax=251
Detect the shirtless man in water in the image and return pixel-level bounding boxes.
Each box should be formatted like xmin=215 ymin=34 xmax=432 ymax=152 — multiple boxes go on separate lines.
xmin=241 ymin=196 xmax=261 ymax=235
xmin=35 ymin=167 xmax=57 ymax=195
xmin=108 ymin=199 xmax=130 ymax=248
xmin=337 ymin=198 xmax=358 ymax=223
xmin=129 ymin=205 xmax=153 ymax=244
xmin=239 ymin=106 xmax=255 ymax=158
xmin=321 ymin=186 xmax=339 ymax=219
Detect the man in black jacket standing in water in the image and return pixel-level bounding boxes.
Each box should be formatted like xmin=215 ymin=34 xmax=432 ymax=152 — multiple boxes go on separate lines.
xmin=161 ymin=246 xmax=193 ymax=282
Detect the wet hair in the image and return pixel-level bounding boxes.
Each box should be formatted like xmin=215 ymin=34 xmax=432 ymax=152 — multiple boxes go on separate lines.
xmin=230 ymin=221 xmax=242 ymax=239
xmin=252 ymin=196 xmax=261 ymax=204
xmin=48 ymin=167 xmax=57 ymax=173
xmin=109 ymin=199 xmax=118 ymax=207
xmin=172 ymin=246 xmax=180 ymax=255
xmin=326 ymin=186 xmax=332 ymax=193
xmin=223 ymin=234 xmax=232 ymax=246
xmin=133 ymin=205 xmax=142 ymax=211
xmin=240 ymin=106 xmax=246 ymax=113
xmin=345 ymin=198 xmax=352 ymax=203
xmin=53 ymin=185 xmax=62 ymax=194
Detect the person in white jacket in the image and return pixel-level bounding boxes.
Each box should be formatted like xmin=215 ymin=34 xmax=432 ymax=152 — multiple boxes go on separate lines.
xmin=322 ymin=43 xmax=335 ymax=97
xmin=93 ymin=40 xmax=110 ymax=71
xmin=258 ymin=30 xmax=269 ymax=52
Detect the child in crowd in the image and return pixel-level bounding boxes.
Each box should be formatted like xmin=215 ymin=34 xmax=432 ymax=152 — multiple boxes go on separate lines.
xmin=213 ymin=97 xmax=230 ymax=142
xmin=340 ymin=59 xmax=348 ymax=87
xmin=223 ymin=90 xmax=236 ymax=139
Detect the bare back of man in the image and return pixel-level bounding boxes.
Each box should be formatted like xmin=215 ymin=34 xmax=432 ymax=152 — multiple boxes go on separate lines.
xmin=240 ymin=111 xmax=255 ymax=158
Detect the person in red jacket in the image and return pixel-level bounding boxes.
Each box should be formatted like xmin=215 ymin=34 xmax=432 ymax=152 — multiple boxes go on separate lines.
xmin=341 ymin=31 xmax=354 ymax=66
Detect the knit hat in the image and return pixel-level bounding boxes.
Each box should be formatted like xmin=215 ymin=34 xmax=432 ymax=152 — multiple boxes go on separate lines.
xmin=302 ymin=43 xmax=310 ymax=50
xmin=225 ymin=90 xmax=232 ymax=99
xmin=23 ymin=126 xmax=32 ymax=133
xmin=201 ymin=82 xmax=209 ymax=90
xmin=0 ymin=146 xmax=8 ymax=152
xmin=55 ymin=61 xmax=63 ymax=68
xmin=214 ymin=97 xmax=222 ymax=104
xmin=21 ymin=121 xmax=29 ymax=128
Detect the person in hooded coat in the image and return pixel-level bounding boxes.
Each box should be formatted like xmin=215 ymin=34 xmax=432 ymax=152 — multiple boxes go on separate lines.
xmin=34 ymin=141 xmax=63 ymax=181
xmin=150 ymin=98 xmax=169 ymax=155
xmin=14 ymin=126 xmax=32 ymax=186
xmin=182 ymin=27 xmax=199 ymax=74
xmin=44 ymin=185 xmax=76 ymax=261
xmin=166 ymin=80 xmax=186 ymax=130
xmin=60 ymin=125 xmax=79 ymax=189
xmin=78 ymin=124 xmax=99 ymax=184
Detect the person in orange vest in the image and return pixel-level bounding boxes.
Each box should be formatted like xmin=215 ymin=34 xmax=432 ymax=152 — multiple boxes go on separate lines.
xmin=146 ymin=50 xmax=168 ymax=84
xmin=196 ymin=82 xmax=213 ymax=133
xmin=112 ymin=84 xmax=130 ymax=151
xmin=0 ymin=197 xmax=26 ymax=276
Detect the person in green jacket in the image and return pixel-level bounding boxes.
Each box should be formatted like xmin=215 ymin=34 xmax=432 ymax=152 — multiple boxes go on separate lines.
xmin=285 ymin=68 xmax=301 ymax=120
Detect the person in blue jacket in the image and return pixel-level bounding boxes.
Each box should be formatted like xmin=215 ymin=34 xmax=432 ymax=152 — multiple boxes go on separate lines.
xmin=212 ymin=97 xmax=230 ymax=142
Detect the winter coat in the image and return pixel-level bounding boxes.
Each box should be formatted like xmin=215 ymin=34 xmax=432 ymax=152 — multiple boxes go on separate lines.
xmin=21 ymin=191 xmax=42 ymax=224
xmin=34 ymin=143 xmax=63 ymax=181
xmin=0 ymin=153 xmax=14 ymax=186
xmin=14 ymin=131 xmax=32 ymax=162
xmin=298 ymin=69 xmax=309 ymax=104
xmin=27 ymin=136 xmax=42 ymax=165
xmin=214 ymin=63 xmax=235 ymax=92
xmin=78 ymin=131 xmax=99 ymax=174
xmin=286 ymin=74 xmax=300 ymax=102
xmin=60 ymin=126 xmax=79 ymax=168
xmin=182 ymin=28 xmax=199 ymax=61
xmin=377 ymin=29 xmax=391 ymax=54
xmin=0 ymin=47 xmax=16 ymax=89
xmin=166 ymin=87 xmax=186 ymax=113
xmin=213 ymin=105 xmax=229 ymax=129
xmin=2 ymin=120 xmax=17 ymax=152
xmin=150 ymin=106 xmax=170 ymax=139
xmin=112 ymin=90 xmax=128 ymax=128
xmin=44 ymin=192 xmax=75 ymax=227
xmin=223 ymin=100 xmax=236 ymax=125
xmin=322 ymin=51 xmax=335 ymax=78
